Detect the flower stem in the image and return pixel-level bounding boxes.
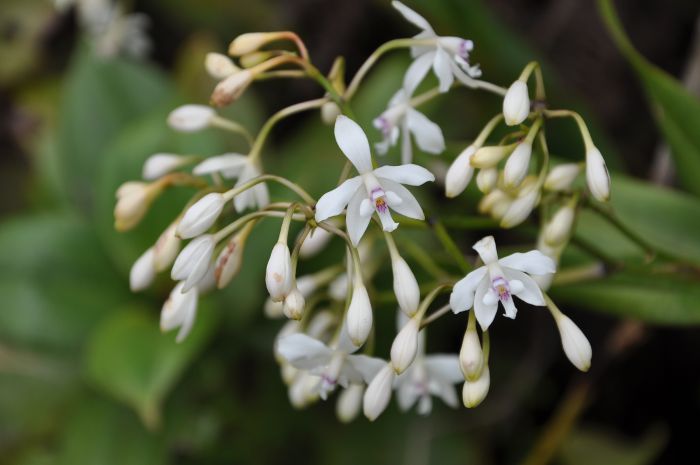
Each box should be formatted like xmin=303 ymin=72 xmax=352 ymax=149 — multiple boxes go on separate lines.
xmin=432 ymin=219 xmax=472 ymax=273
xmin=223 ymin=174 xmax=316 ymax=206
xmin=209 ymin=116 xmax=254 ymax=146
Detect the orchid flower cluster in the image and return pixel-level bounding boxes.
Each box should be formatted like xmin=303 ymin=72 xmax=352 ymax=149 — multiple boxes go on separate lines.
xmin=116 ymin=1 xmax=605 ymax=422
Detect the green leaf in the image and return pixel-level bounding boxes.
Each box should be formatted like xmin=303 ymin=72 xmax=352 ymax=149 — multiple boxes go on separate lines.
xmin=84 ymin=305 xmax=217 ymax=427
xmin=598 ymin=0 xmax=700 ymax=195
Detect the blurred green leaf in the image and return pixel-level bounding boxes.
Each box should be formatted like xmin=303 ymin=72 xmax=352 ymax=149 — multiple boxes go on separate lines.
xmin=598 ymin=0 xmax=700 ymax=195
xmin=85 ymin=305 xmax=217 ymax=427
xmin=560 ymin=426 xmax=666 ymax=465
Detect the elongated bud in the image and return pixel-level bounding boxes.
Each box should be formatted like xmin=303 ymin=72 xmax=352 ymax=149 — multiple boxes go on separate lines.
xmin=214 ymin=228 xmax=250 ymax=288
xmin=544 ymin=204 xmax=575 ymax=246
xmin=503 ymin=142 xmax=532 ymax=189
xmin=391 ymin=256 xmax=420 ymax=316
xmin=239 ymin=51 xmax=278 ymax=68
xmin=459 ymin=323 xmax=483 ymax=381
xmin=160 ymin=282 xmax=199 ymax=343
xmin=479 ymin=189 xmax=508 ymax=215
xmin=503 ymin=80 xmax=530 ymax=126
xmin=177 ymin=193 xmax=225 ymax=239
xmin=205 ymin=52 xmax=239 ymax=79
xmin=476 ymin=168 xmax=498 ymax=194
xmin=264 ymin=299 xmax=285 ymax=318
xmin=445 ymin=145 xmax=476 ymax=198
xmin=545 ymin=163 xmax=580 ymax=191
xmin=363 ymin=364 xmax=394 ymax=421
xmin=471 ymin=144 xmax=515 ymax=169
xmin=337 ymin=384 xmax=364 ymax=423
xmin=142 ymin=153 xmax=190 ymax=180
xmin=283 ymin=288 xmax=306 ymax=320
xmin=153 ymin=222 xmax=181 ymax=272
xmin=289 ymin=372 xmax=319 ymax=409
xmin=265 ymin=242 xmax=293 ymax=302
xmin=114 ymin=181 xmax=161 ymax=232
xmin=585 ymin=146 xmax=610 ymax=202
xmin=321 ymin=101 xmax=342 ymax=126
xmin=462 ymin=366 xmax=490 ymax=408
xmin=171 ymin=235 xmax=216 ymax=292
xmin=228 ymin=32 xmax=288 ymax=56
xmin=346 ymin=282 xmax=373 ymax=347
xmin=390 ymin=317 xmax=420 ymax=374
xmin=554 ymin=313 xmax=592 ymax=372
xmin=211 ymin=70 xmax=253 ymax=107
xmin=299 ymin=226 xmax=333 ymax=258
xmin=167 ymin=105 xmax=215 ymax=132
xmin=500 ymin=185 xmax=540 ymax=228
xmin=130 ymin=247 xmax=155 ymax=292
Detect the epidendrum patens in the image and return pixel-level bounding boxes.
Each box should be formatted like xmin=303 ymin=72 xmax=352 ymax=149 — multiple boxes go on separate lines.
xmin=116 ymin=1 xmax=608 ymax=422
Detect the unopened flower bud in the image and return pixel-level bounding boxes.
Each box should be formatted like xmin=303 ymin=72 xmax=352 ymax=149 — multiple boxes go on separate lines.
xmin=171 ymin=235 xmax=216 ymax=292
xmin=346 ymin=282 xmax=373 ymax=347
xmin=265 ymin=242 xmax=293 ymax=301
xmin=321 ymin=101 xmax=342 ymax=126
xmin=544 ymin=204 xmax=575 ymax=246
xmin=205 ymin=52 xmax=239 ymax=79
xmin=500 ymin=185 xmax=540 ymax=228
xmin=392 ymin=256 xmax=420 ymax=316
xmin=211 ymin=70 xmax=253 ymax=107
xmin=555 ymin=313 xmax=592 ymax=372
xmin=445 ymin=145 xmax=476 ymax=198
xmin=503 ymin=142 xmax=532 ymax=189
xmin=228 ymin=32 xmax=285 ymax=56
xmin=130 ymin=247 xmax=155 ymax=292
xmin=476 ymin=168 xmax=498 ymax=194
xmin=283 ymin=287 xmax=306 ymax=320
xmin=336 ymin=384 xmax=364 ymax=423
xmin=214 ymin=229 xmax=249 ymax=288
xmin=462 ymin=366 xmax=490 ymax=408
xmin=142 ymin=153 xmax=190 ymax=180
xmin=239 ymin=51 xmax=277 ymax=68
xmin=503 ymin=80 xmax=530 ymax=126
xmin=153 ymin=223 xmax=181 ymax=272
xmin=544 ymin=163 xmax=580 ymax=191
xmin=299 ymin=226 xmax=333 ymax=258
xmin=160 ymin=282 xmax=199 ymax=343
xmin=167 ymin=105 xmax=215 ymax=132
xmin=363 ymin=364 xmax=394 ymax=421
xmin=459 ymin=324 xmax=483 ymax=381
xmin=264 ymin=298 xmax=285 ymax=318
xmin=177 ymin=193 xmax=225 ymax=239
xmin=390 ymin=317 xmax=420 ymax=374
xmin=289 ymin=373 xmax=319 ymax=409
xmin=471 ymin=144 xmax=514 ymax=169
xmin=114 ymin=181 xmax=161 ymax=232
xmin=585 ymin=146 xmax=610 ymax=202
xmin=478 ymin=189 xmax=508 ymax=215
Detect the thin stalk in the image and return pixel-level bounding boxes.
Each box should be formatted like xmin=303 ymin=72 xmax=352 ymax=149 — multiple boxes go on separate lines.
xmin=433 ymin=220 xmax=472 ymax=273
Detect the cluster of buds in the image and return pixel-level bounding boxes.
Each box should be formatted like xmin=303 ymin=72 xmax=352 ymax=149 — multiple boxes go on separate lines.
xmin=115 ymin=1 xmax=598 ymax=423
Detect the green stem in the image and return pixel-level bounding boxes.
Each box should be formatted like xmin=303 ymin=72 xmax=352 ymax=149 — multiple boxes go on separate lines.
xmin=223 ymin=174 xmax=316 ymax=206
xmin=209 ymin=116 xmax=254 ymax=146
xmin=432 ymin=220 xmax=472 ymax=273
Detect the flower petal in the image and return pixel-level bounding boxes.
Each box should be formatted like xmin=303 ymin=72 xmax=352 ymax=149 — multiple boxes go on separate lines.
xmin=334 ymin=116 xmax=373 ymax=174
xmin=406 ymin=108 xmax=445 ymax=154
xmin=428 ymin=378 xmax=459 ymax=409
xmin=424 ymin=354 xmax=463 ymax=383
xmin=346 ymin=354 xmax=386 ymax=383
xmin=449 ymin=267 xmax=487 ymax=313
xmin=499 ymin=250 xmax=556 ymax=275
xmin=432 ymin=48 xmax=454 ymax=92
xmin=391 ymin=0 xmax=434 ymax=33
xmin=403 ymin=52 xmax=434 ymax=95
xmin=378 ymin=178 xmax=424 ymax=220
xmin=504 ymin=269 xmax=545 ymax=306
xmin=277 ymin=333 xmax=333 ymax=370
xmin=396 ymin=377 xmax=419 ymax=411
xmin=474 ymin=279 xmax=498 ymax=330
xmin=346 ymin=186 xmax=373 ymax=246
xmin=314 ymin=176 xmax=362 ymax=222
xmin=373 ymin=164 xmax=435 ymax=186
xmin=193 ymin=153 xmax=248 ymax=176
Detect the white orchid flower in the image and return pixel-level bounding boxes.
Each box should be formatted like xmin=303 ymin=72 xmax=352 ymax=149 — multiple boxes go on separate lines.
xmin=392 ymin=1 xmax=481 ymax=94
xmin=315 ymin=116 xmax=435 ymax=246
xmin=374 ymin=88 xmax=445 ymax=164
xmin=193 ymin=153 xmax=269 ymax=212
xmin=450 ymin=236 xmax=556 ymax=330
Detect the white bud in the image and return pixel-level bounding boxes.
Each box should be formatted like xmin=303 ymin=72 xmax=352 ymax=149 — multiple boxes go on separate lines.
xmin=390 ymin=317 xmax=420 ymax=374
xmin=555 ymin=313 xmax=592 ymax=372
xmin=503 ymin=80 xmax=530 ymax=126
xmin=445 ymin=145 xmax=476 ymax=198
xmin=476 ymin=168 xmax=498 ymax=194
xmin=544 ymin=205 xmax=575 ymax=246
xmin=478 ymin=189 xmax=508 ymax=215
xmin=160 ymin=282 xmax=199 ymax=343
xmin=264 ymin=298 xmax=285 ymax=318
xmin=171 ymin=235 xmax=215 ymax=292
xmin=299 ymin=226 xmax=333 ymax=258
xmin=129 ymin=247 xmax=155 ymax=292
xmin=462 ymin=366 xmax=490 ymax=408
xmin=500 ymin=186 xmax=540 ymax=228
xmin=289 ymin=373 xmax=319 ymax=409
xmin=228 ymin=32 xmax=283 ymax=56
xmin=214 ymin=231 xmax=247 ymax=288
xmin=336 ymin=384 xmax=364 ymax=423
xmin=585 ymin=146 xmax=610 ymax=202
xmin=544 ymin=163 xmax=580 ymax=191
xmin=363 ymin=364 xmax=394 ymax=421
xmin=281 ymin=363 xmax=298 ymax=385
xmin=321 ymin=101 xmax=342 ymax=126
xmin=205 ymin=52 xmax=239 ymax=79
xmin=210 ymin=70 xmax=253 ymax=107
xmin=167 ymin=104 xmax=215 ymax=132
xmin=153 ymin=223 xmax=181 ymax=272
xmin=265 ymin=242 xmax=293 ymax=301
xmin=114 ymin=181 xmax=159 ymax=232
xmin=392 ymin=257 xmax=420 ymax=316
xmin=177 ymin=193 xmax=225 ymax=239
xmin=142 ymin=153 xmax=189 ymax=180
xmin=459 ymin=324 xmax=483 ymax=381
xmin=471 ymin=145 xmax=513 ymax=169
xmin=503 ymin=142 xmax=532 ymax=188
xmin=346 ymin=282 xmax=373 ymax=347
xmin=283 ymin=288 xmax=306 ymax=320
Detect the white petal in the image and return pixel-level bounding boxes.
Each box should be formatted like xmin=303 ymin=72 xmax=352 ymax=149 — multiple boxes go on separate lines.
xmin=379 ymin=178 xmax=425 ymax=220
xmin=391 ymin=1 xmax=434 ymax=33
xmin=373 ymin=164 xmax=435 ymax=186
xmin=346 ymin=187 xmax=373 ymax=246
xmin=277 ymin=333 xmax=333 ymax=370
xmin=474 ymin=280 xmax=498 ymax=330
xmin=406 ymin=109 xmax=445 ymax=154
xmin=428 ymin=378 xmax=459 ymax=409
xmin=432 ymin=48 xmax=454 ymax=92
xmin=449 ymin=267 xmax=487 ymax=313
xmin=346 ymin=354 xmax=386 ymax=383
xmin=501 ymin=295 xmax=518 ymax=319
xmin=499 ymin=250 xmax=556 ymax=275
xmin=504 ymin=269 xmax=545 ymax=306
xmin=424 ymin=354 xmax=463 ymax=383
xmin=314 ymin=176 xmax=362 ymax=222
xmin=193 ymin=154 xmax=248 ymax=176
xmin=403 ymin=52 xmax=434 ymax=95
xmin=334 ymin=116 xmax=373 ymax=174
xmin=396 ymin=378 xmax=419 ymax=411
